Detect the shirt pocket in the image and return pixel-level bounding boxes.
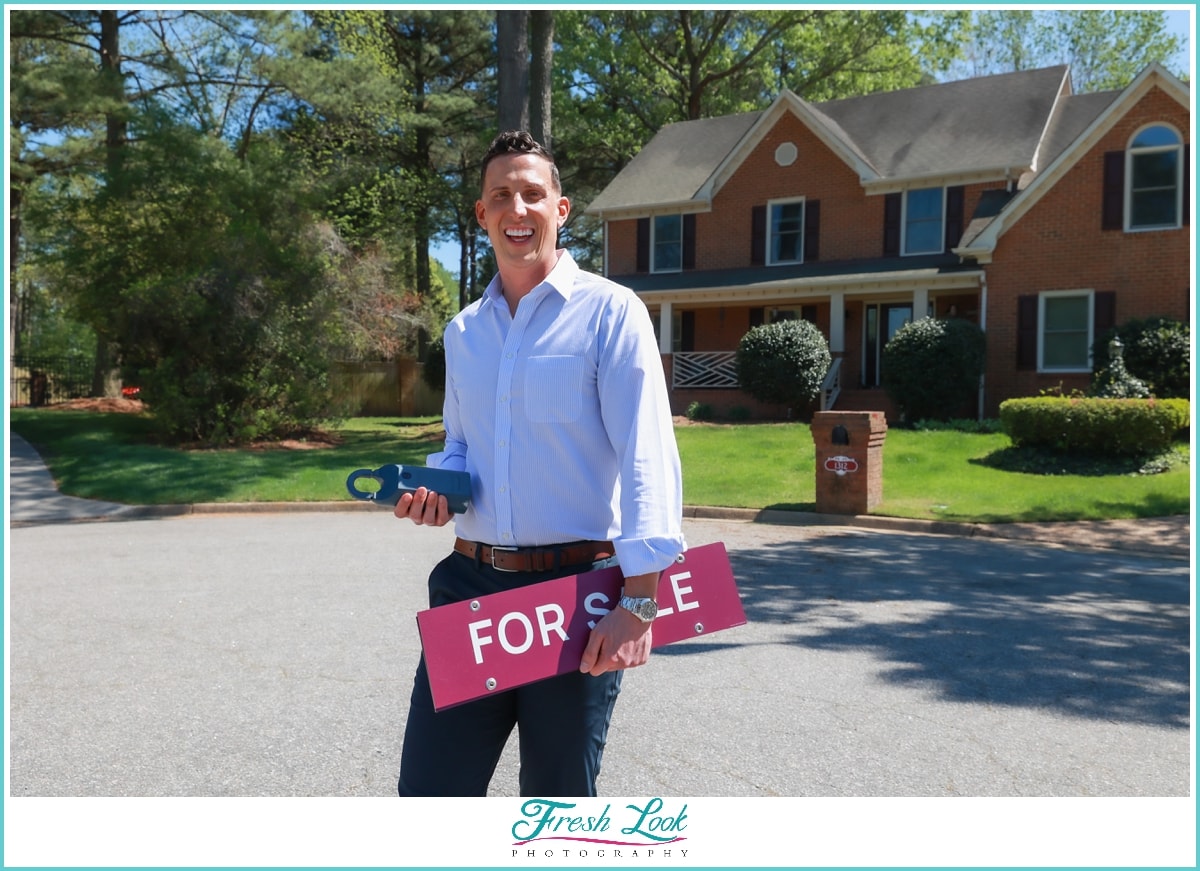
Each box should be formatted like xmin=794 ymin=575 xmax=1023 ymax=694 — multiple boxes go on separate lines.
xmin=523 ymin=355 xmax=584 ymax=423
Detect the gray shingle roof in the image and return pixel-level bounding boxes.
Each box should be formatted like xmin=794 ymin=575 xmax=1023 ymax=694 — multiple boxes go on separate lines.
xmin=587 ymin=65 xmax=1077 ymax=214
xmin=585 ymin=111 xmax=760 ymax=214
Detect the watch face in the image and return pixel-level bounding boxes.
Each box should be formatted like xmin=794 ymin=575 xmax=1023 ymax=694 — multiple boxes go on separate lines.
xmin=622 ymin=596 xmax=657 ymax=622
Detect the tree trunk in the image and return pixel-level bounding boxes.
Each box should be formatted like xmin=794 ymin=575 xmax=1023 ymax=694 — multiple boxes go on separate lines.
xmin=529 ymin=11 xmax=554 ymax=147
xmin=497 ymin=10 xmax=529 ymax=132
xmin=9 ymin=184 xmax=22 ymax=356
xmin=94 ymin=9 xmax=126 ymax=396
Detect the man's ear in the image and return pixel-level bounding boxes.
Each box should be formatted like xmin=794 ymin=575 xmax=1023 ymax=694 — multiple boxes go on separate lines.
xmin=557 ymin=195 xmax=570 ymax=228
xmin=475 ymin=199 xmax=486 ymax=228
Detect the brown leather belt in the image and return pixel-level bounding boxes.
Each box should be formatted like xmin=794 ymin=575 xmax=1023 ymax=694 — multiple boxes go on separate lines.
xmin=453 ymin=537 xmax=615 ymax=573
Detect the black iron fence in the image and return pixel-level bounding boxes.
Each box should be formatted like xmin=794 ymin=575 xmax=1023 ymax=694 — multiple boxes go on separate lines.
xmin=9 ymin=355 xmax=92 ymax=407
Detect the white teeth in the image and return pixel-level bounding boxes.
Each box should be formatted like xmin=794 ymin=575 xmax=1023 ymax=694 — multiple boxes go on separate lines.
xmin=506 ymin=228 xmax=533 ymax=238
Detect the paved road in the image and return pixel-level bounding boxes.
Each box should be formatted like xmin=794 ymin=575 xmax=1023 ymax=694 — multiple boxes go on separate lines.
xmin=8 ymin=509 xmax=1189 ymax=799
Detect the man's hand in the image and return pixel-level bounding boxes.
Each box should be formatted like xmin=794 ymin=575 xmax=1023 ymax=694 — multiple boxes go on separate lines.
xmin=579 ymin=606 xmax=653 ymax=676
xmin=394 ymin=486 xmax=452 ymax=527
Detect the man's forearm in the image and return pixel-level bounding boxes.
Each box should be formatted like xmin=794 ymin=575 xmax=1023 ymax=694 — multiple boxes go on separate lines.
xmin=622 ymin=571 xmax=659 ymax=599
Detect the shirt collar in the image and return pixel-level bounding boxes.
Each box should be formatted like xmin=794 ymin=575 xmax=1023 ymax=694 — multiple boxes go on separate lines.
xmin=483 ymin=250 xmax=579 ymax=307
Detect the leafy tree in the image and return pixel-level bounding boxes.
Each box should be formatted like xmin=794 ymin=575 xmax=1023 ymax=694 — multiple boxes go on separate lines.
xmin=736 ymin=319 xmax=831 ymax=411
xmin=949 ymin=9 xmax=1183 ymax=91
xmin=881 ymin=317 xmax=986 ymax=422
xmin=297 ymin=10 xmax=492 ymax=312
xmin=53 ymin=115 xmax=348 ymax=444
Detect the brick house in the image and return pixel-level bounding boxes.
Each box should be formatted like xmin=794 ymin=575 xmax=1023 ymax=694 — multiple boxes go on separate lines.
xmin=585 ymin=63 xmax=1190 ymax=419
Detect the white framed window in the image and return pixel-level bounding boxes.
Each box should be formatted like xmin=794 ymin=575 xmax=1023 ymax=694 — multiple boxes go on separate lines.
xmin=767 ymin=197 xmax=805 ymax=265
xmin=1127 ymin=124 xmax=1183 ymax=231
xmin=1038 ymin=290 xmax=1094 ymax=372
xmin=652 ymin=215 xmax=682 ymax=273
xmin=902 ymin=186 xmax=944 ymax=255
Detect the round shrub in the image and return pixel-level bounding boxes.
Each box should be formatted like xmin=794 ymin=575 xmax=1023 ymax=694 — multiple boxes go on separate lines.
xmin=1091 ymin=317 xmax=1190 ymax=398
xmin=999 ymin=396 xmax=1189 ymax=456
xmin=881 ymin=317 xmax=986 ymax=421
xmin=735 ymin=319 xmax=831 ymax=410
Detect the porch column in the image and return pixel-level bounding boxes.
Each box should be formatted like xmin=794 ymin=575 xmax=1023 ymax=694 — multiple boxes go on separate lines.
xmin=658 ymin=302 xmax=673 ymax=354
xmin=912 ymin=288 xmax=929 ymax=321
xmin=828 ymin=291 xmax=845 ymax=353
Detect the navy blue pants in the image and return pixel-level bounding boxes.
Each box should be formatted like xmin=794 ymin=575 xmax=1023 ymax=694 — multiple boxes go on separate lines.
xmin=397 ymin=551 xmax=623 ymax=797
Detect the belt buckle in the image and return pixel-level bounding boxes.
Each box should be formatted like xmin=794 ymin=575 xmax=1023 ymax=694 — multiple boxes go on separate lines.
xmin=489 ymin=545 xmax=520 ymax=572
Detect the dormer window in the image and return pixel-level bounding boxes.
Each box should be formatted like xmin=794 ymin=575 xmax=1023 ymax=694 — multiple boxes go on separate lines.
xmin=1128 ymin=125 xmax=1183 ymax=230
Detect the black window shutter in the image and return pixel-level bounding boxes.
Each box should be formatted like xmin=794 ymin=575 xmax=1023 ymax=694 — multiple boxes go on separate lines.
xmin=751 ymin=205 xmax=766 ymax=265
xmin=804 ymin=199 xmax=820 ymax=262
xmin=680 ymin=310 xmax=696 ymax=352
xmin=1102 ymin=151 xmax=1124 ymax=231
xmin=749 ymin=307 xmax=765 ymax=328
xmin=682 ymin=214 xmax=696 ymax=270
xmin=1093 ymin=290 xmax=1117 ymax=339
xmin=944 ymin=186 xmax=964 ymax=251
xmin=636 ymin=218 xmax=650 ymax=272
xmin=1016 ymin=294 xmax=1038 ymax=370
xmin=883 ymin=193 xmax=901 ymax=256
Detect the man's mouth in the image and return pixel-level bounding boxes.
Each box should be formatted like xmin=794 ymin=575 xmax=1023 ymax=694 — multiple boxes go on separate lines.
xmin=506 ymin=227 xmax=534 ymax=242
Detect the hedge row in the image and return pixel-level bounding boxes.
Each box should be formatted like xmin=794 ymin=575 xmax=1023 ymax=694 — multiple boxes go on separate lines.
xmin=999 ymin=397 xmax=1190 ymax=456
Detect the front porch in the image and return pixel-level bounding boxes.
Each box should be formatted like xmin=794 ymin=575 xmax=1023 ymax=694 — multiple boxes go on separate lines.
xmin=647 ymin=275 xmax=983 ymax=421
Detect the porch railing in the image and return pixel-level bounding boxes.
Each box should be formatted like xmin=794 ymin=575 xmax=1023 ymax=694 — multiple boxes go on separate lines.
xmin=820 ymin=357 xmax=842 ymax=410
xmin=671 ymin=351 xmax=739 ymax=389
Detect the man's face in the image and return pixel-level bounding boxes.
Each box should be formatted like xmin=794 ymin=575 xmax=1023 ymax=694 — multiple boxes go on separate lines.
xmin=476 ymin=152 xmax=570 ymax=280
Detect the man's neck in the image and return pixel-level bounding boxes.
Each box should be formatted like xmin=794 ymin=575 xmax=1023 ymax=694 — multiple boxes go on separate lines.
xmin=498 ymin=253 xmax=561 ymax=315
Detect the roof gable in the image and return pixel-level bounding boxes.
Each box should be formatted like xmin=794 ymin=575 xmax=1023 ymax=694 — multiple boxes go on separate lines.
xmin=957 ymin=63 xmax=1190 ymax=259
xmin=699 ymin=90 xmax=881 ymax=201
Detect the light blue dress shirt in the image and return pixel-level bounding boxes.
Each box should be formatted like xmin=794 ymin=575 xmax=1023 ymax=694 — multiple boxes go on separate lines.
xmin=428 ymin=251 xmax=686 ymax=578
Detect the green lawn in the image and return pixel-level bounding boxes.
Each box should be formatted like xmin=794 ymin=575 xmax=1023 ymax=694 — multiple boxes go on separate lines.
xmin=9 ymin=409 xmax=1191 ymax=523
xmin=676 ymin=422 xmax=1190 ymax=522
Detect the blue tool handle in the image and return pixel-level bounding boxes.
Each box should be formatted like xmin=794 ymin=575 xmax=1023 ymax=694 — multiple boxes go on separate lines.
xmin=345 ymin=464 xmax=472 ymax=514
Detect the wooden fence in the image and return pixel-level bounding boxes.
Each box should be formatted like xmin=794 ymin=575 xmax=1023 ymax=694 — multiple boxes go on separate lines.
xmin=331 ymin=358 xmax=444 ymax=417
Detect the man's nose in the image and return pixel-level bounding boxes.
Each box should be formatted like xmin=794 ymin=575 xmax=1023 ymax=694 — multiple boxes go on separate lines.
xmin=512 ymin=194 xmax=528 ymax=214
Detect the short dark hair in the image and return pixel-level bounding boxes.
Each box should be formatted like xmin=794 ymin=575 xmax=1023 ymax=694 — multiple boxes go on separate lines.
xmin=480 ymin=130 xmax=560 ymax=195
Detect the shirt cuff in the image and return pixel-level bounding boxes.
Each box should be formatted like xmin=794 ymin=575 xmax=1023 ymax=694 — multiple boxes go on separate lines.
xmin=613 ymin=535 xmax=687 ymax=579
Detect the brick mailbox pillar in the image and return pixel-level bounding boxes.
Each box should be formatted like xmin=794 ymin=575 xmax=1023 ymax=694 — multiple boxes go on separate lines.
xmin=811 ymin=411 xmax=887 ymax=515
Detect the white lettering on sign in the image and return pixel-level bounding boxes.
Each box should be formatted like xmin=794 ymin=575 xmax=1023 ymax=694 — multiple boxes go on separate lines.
xmin=656 ymin=571 xmax=699 ymax=618
xmin=468 ymin=603 xmax=570 ymax=665
xmin=585 ymin=592 xmax=613 ymax=630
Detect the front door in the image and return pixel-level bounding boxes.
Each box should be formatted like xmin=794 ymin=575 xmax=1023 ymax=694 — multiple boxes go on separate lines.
xmin=863 ymin=303 xmax=912 ymax=387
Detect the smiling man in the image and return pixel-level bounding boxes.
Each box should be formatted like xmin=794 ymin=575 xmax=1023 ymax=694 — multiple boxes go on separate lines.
xmin=391 ymin=131 xmax=685 ymax=797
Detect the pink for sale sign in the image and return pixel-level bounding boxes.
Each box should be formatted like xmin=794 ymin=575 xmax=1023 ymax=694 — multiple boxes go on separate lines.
xmin=416 ymin=541 xmax=746 ymax=711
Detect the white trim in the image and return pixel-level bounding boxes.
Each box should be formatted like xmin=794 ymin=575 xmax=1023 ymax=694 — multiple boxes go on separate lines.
xmin=766 ymin=196 xmax=806 ymax=266
xmin=631 ymin=267 xmax=984 ymax=307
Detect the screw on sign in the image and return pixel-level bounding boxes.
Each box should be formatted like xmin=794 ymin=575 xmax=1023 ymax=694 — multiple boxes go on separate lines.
xmin=824 ymin=454 xmax=859 ymax=476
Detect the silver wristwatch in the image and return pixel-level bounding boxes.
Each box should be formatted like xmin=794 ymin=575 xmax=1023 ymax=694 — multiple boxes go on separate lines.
xmin=618 ymin=595 xmax=658 ymax=623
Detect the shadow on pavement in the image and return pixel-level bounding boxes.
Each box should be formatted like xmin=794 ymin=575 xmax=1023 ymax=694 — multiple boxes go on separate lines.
xmin=659 ymin=531 xmax=1190 ymax=731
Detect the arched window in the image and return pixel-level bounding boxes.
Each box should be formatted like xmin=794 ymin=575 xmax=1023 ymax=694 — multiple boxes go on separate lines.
xmin=1127 ymin=125 xmax=1183 ymax=230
